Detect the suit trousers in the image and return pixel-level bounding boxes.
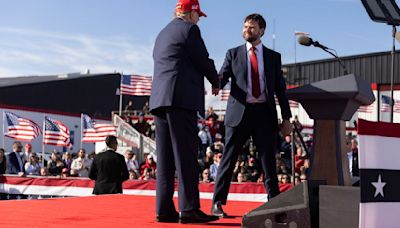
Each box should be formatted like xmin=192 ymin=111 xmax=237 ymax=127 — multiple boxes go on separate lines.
xmin=213 ymin=103 xmax=280 ymax=205
xmin=154 ymin=107 xmax=200 ymax=215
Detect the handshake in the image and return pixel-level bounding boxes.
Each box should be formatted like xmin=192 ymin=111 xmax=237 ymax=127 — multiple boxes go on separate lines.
xmin=211 ymin=73 xmax=223 ymax=96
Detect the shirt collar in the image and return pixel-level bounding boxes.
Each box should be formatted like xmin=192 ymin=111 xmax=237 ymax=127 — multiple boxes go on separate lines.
xmin=246 ymin=41 xmax=263 ymax=53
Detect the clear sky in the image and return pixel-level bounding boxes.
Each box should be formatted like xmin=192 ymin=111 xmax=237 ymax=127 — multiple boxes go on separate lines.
xmin=0 ymin=0 xmax=397 ymax=77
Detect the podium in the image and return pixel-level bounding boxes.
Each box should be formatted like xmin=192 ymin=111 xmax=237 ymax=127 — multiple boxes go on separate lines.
xmin=286 ymin=74 xmax=375 ymax=185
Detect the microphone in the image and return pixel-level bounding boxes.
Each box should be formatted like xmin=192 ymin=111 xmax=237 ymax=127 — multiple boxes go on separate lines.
xmin=297 ymin=35 xmax=348 ymax=75
xmin=297 ymin=36 xmax=328 ymax=50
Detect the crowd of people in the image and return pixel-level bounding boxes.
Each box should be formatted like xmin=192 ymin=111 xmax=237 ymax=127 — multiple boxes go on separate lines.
xmin=0 ymin=107 xmax=360 ymax=193
xmin=119 ymin=106 xmax=320 ymax=192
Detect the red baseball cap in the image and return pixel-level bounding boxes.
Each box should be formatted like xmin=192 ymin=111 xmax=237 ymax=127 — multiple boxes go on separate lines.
xmin=176 ymin=0 xmax=207 ymax=17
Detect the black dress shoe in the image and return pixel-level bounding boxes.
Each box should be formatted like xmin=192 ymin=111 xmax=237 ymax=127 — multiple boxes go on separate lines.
xmin=211 ymin=201 xmax=227 ymax=217
xmin=156 ymin=211 xmax=179 ymax=223
xmin=179 ymin=209 xmax=219 ymax=224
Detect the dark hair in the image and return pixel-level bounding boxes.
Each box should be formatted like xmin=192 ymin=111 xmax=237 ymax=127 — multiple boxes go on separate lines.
xmin=244 ymin=13 xmax=266 ymax=30
xmin=105 ymin=135 xmax=117 ymax=147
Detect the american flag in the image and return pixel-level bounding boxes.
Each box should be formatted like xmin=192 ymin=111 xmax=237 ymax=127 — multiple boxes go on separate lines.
xmin=81 ymin=114 xmax=116 ymax=142
xmin=358 ymin=103 xmax=374 ymax=113
xmin=44 ymin=116 xmax=72 ymax=148
xmin=121 ymin=74 xmax=152 ymax=96
xmin=381 ymin=95 xmax=391 ymax=112
xmin=395 ymin=99 xmax=400 ymax=113
xmin=4 ymin=111 xmax=41 ymax=142
xmin=220 ymin=89 xmax=230 ymax=101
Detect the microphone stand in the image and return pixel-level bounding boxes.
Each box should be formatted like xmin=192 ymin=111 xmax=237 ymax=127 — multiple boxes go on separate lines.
xmin=315 ymin=44 xmax=348 ymax=75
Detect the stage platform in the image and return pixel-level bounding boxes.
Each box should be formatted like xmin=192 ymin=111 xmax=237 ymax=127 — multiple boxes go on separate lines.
xmin=0 ymin=194 xmax=263 ymax=228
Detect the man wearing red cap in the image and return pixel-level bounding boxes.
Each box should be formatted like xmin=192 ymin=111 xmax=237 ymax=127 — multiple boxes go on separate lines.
xmin=150 ymin=0 xmax=219 ymax=224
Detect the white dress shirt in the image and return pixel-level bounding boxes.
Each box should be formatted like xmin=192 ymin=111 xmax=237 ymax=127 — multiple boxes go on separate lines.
xmin=246 ymin=42 xmax=267 ymax=103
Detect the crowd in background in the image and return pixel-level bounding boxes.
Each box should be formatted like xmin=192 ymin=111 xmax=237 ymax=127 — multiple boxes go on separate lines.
xmin=0 ymin=105 xmax=360 ymax=195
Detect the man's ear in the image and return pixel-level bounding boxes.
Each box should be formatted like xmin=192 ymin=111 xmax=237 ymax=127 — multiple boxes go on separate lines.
xmin=260 ymin=28 xmax=265 ymax=37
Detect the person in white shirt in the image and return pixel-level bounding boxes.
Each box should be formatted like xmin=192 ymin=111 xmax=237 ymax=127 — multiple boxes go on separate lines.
xmin=124 ymin=149 xmax=140 ymax=176
xmin=24 ymin=153 xmax=41 ymax=175
xmin=70 ymin=148 xmax=92 ymax=177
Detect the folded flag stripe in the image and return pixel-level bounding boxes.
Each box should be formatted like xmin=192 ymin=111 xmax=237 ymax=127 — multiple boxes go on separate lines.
xmin=358 ymin=119 xmax=400 ymax=228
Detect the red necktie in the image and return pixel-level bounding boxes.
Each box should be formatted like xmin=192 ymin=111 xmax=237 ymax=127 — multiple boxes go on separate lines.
xmin=250 ymin=47 xmax=261 ymax=98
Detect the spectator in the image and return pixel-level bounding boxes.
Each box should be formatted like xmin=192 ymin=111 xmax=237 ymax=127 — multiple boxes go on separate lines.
xmin=206 ymin=117 xmax=219 ymax=142
xmin=203 ymin=148 xmax=214 ymax=170
xmin=232 ymin=157 xmax=246 ymax=182
xmin=129 ymin=170 xmax=138 ymax=180
xmin=210 ymin=133 xmax=224 ymax=154
xmin=133 ymin=113 xmax=151 ymax=136
xmin=40 ymin=167 xmax=49 ymax=176
xmin=124 ymin=100 xmax=134 ymax=112
xmin=294 ymin=146 xmax=306 ymax=174
xmin=237 ymin=172 xmax=247 ymax=183
xmin=62 ymin=152 xmax=73 ymax=170
xmin=279 ymin=173 xmax=293 ymax=193
xmin=244 ymin=157 xmax=261 ymax=182
xmin=0 ymin=148 xmax=6 ymax=174
xmin=70 ymin=148 xmax=92 ymax=177
xmin=280 ymin=135 xmax=293 ymax=171
xmin=140 ymin=154 xmax=157 ymax=176
xmin=201 ymin=168 xmax=213 ymax=183
xmin=140 ymin=168 xmax=155 ymax=180
xmin=198 ymin=124 xmax=211 ymax=159
xmin=294 ymin=175 xmax=301 ymax=185
xmin=124 ymin=149 xmax=140 ymax=176
xmin=6 ymin=141 xmax=24 ymax=175
xmin=142 ymin=101 xmax=150 ymax=115
xmin=205 ymin=107 xmax=219 ymax=121
xmin=47 ymin=152 xmax=65 ymax=176
xmin=61 ymin=168 xmax=70 ymax=178
xmin=24 ymin=153 xmax=41 ymax=175
xmin=210 ymin=153 xmax=222 ymax=180
xmin=293 ymin=115 xmax=303 ymax=132
xmin=21 ymin=143 xmax=32 ymax=164
xmin=347 ymin=138 xmax=359 ymax=177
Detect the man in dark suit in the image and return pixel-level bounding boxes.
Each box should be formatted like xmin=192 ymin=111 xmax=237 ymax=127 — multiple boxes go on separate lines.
xmin=6 ymin=141 xmax=24 ymax=175
xmin=89 ymin=135 xmax=129 ymax=195
xmin=150 ymin=0 xmax=220 ymax=224
xmin=211 ymin=13 xmax=292 ymax=217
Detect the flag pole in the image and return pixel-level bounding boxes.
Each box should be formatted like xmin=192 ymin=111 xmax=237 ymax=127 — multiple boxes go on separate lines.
xmin=42 ymin=114 xmax=45 ymax=167
xmin=119 ymin=72 xmax=123 ymax=116
xmin=80 ymin=113 xmax=83 ymax=149
xmin=2 ymin=111 xmax=5 ymax=149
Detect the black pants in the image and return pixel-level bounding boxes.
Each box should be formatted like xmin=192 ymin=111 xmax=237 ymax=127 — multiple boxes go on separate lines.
xmin=213 ymin=103 xmax=280 ymax=205
xmin=154 ymin=108 xmax=200 ymax=215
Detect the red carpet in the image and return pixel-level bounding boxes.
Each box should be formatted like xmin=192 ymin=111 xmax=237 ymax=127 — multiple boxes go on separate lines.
xmin=0 ymin=195 xmax=263 ymax=228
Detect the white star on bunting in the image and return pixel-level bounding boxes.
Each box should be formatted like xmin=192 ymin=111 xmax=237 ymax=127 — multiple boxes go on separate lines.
xmin=371 ymin=174 xmax=386 ymax=198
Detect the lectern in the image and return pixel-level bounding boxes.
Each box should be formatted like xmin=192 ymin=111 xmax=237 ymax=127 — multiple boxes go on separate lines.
xmin=286 ymin=74 xmax=375 ymax=185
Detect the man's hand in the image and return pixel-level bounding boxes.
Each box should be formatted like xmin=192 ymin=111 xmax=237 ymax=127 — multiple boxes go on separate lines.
xmin=280 ymin=119 xmax=292 ymax=136
xmin=212 ymin=87 xmax=220 ymax=96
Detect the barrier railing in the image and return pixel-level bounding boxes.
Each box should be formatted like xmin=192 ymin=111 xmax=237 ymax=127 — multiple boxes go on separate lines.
xmin=112 ymin=114 xmax=156 ymax=163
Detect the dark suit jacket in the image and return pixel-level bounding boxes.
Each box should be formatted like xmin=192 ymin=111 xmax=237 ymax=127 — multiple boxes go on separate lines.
xmin=150 ymin=17 xmax=219 ymax=116
xmin=89 ymin=150 xmax=129 ymax=195
xmin=220 ymin=44 xmax=292 ymax=127
xmin=6 ymin=152 xmax=23 ymax=174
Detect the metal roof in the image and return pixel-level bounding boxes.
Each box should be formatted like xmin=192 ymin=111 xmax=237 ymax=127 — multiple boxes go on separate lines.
xmin=283 ymin=50 xmax=400 ymax=86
